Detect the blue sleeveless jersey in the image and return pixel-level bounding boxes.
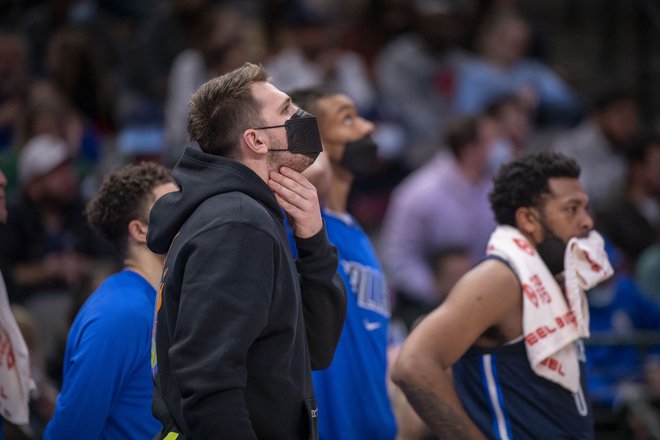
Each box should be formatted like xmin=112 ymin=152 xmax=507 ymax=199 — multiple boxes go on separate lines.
xmin=453 ymin=339 xmax=594 ymax=440
xmin=311 ymin=210 xmax=397 ymax=440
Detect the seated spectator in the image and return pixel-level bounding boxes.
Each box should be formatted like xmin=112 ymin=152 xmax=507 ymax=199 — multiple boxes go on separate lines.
xmin=587 ymin=273 xmax=660 ymax=407
xmin=596 ymin=133 xmax=660 ymax=272
xmin=165 ymin=5 xmax=265 ymax=162
xmin=429 ymin=246 xmax=473 ymax=305
xmin=636 ymin=244 xmax=660 ymax=304
xmin=454 ymin=11 xmax=580 ymax=126
xmin=0 ymin=30 xmax=30 ymax=152
xmin=381 ymin=116 xmax=497 ymax=329
xmin=375 ymin=0 xmax=467 ymax=168
xmin=483 ymin=94 xmax=532 ymax=173
xmin=266 ymin=2 xmax=375 ymax=114
xmin=0 ymin=134 xmax=116 ymax=377
xmin=551 ymin=87 xmax=641 ymax=209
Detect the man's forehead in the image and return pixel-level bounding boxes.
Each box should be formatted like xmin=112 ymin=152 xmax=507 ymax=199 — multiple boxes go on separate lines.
xmin=319 ymin=94 xmax=354 ymax=115
xmin=251 ymin=81 xmax=288 ymax=103
xmin=546 ymin=177 xmax=588 ymax=203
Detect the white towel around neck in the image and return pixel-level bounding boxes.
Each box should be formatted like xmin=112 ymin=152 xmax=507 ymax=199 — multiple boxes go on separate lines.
xmin=0 ymin=272 xmax=35 ymax=425
xmin=486 ymin=226 xmax=613 ymax=392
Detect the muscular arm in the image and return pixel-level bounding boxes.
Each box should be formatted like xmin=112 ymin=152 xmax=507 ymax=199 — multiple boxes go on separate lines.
xmin=392 ymin=259 xmax=521 ymax=439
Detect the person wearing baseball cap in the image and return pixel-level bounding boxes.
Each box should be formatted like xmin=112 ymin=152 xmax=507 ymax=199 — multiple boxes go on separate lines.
xmin=0 ymin=134 xmax=116 ymax=374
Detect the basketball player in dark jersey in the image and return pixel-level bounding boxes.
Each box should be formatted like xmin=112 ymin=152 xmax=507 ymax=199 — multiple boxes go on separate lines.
xmin=392 ymin=152 xmax=597 ymax=439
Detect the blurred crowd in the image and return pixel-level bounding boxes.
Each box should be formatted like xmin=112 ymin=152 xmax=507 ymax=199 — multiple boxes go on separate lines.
xmin=0 ymin=0 xmax=658 ymax=438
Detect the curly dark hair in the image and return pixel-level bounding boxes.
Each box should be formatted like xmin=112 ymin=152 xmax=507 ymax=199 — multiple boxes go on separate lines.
xmin=86 ymin=162 xmax=173 ymax=254
xmin=489 ymin=152 xmax=580 ymax=226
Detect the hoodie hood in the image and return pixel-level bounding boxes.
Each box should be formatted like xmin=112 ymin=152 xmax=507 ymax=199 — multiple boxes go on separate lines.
xmin=147 ymin=147 xmax=282 ymax=254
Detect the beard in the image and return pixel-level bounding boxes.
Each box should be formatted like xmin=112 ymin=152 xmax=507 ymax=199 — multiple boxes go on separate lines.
xmin=266 ymin=133 xmax=317 ymax=173
xmin=268 ymin=151 xmax=316 ymax=173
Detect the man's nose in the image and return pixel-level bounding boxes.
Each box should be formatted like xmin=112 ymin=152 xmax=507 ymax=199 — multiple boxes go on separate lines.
xmin=581 ymin=211 xmax=594 ymax=232
xmin=361 ymin=118 xmax=375 ymax=136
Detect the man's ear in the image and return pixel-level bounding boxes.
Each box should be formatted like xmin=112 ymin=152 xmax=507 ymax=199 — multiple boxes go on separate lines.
xmin=127 ymin=219 xmax=148 ymax=245
xmin=242 ymin=128 xmax=268 ymax=155
xmin=515 ymin=206 xmax=538 ymax=236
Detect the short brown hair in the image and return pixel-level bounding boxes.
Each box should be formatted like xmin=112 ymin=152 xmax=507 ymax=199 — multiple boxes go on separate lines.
xmin=445 ymin=116 xmax=480 ymax=159
xmin=187 ymin=62 xmax=269 ymax=158
xmin=86 ymin=162 xmax=173 ymax=254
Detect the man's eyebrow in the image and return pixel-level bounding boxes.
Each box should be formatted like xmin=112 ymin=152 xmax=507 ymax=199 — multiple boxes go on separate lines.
xmin=279 ymin=96 xmax=292 ymax=113
xmin=561 ymin=196 xmax=588 ymax=205
xmin=336 ymin=104 xmax=354 ymax=113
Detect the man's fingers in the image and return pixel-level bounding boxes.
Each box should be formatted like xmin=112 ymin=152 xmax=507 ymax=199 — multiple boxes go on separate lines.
xmin=269 ymin=178 xmax=310 ymax=211
xmin=278 ymin=167 xmax=314 ymax=190
xmin=269 ymin=171 xmax=306 ymax=195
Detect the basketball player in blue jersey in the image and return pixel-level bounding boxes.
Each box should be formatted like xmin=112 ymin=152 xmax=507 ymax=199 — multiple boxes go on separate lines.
xmin=289 ymin=88 xmax=397 ymax=440
xmin=393 ymin=153 xmax=597 ymax=439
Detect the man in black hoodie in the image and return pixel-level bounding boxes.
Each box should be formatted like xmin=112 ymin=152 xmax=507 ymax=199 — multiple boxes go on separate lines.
xmin=147 ymin=62 xmax=347 ymax=439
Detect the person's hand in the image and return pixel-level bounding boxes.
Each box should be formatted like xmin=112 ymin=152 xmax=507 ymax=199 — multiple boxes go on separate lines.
xmin=268 ymin=166 xmax=323 ymax=239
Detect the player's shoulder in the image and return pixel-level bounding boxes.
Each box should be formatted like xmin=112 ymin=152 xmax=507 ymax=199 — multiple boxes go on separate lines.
xmin=458 ymin=257 xmax=521 ymax=297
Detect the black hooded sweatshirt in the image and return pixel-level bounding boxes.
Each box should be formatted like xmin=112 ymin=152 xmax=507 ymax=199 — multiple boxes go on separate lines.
xmin=147 ymin=148 xmax=347 ymax=439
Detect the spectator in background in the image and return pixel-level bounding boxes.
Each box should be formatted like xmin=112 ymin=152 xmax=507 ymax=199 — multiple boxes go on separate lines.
xmin=454 ymin=11 xmax=580 ymax=126
xmin=587 ymin=270 xmax=660 ymax=407
xmin=266 ymin=2 xmax=375 ymax=115
xmin=44 ymin=26 xmax=116 ymax=132
xmin=636 ymin=244 xmax=660 ymax=304
xmin=483 ymin=94 xmax=532 ymax=173
xmin=375 ymin=0 xmax=467 ymax=168
xmin=596 ymin=134 xmax=660 ymax=272
xmin=44 ymin=162 xmax=177 ymax=440
xmin=164 ymin=5 xmax=265 ymax=162
xmin=128 ymin=0 xmax=210 ymax=104
xmin=429 ymin=246 xmax=472 ymax=305
xmin=0 ymin=30 xmax=30 ymax=152
xmin=381 ymin=116 xmax=497 ymax=329
xmin=551 ymin=87 xmax=641 ymax=209
xmin=289 ymin=87 xmax=397 ymax=440
xmin=0 ymin=134 xmax=116 ymax=378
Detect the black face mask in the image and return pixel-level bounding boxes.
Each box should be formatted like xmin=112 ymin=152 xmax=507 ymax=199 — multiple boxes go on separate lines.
xmin=535 ymin=219 xmax=567 ymax=276
xmin=341 ymin=136 xmax=379 ymax=177
xmin=256 ymin=108 xmax=323 ymax=159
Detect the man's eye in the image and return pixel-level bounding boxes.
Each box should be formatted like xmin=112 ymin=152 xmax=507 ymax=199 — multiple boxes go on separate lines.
xmin=343 ymin=116 xmax=354 ymax=126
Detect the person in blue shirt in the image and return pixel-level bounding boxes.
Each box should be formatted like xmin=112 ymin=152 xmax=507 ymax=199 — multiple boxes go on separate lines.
xmin=587 ymin=274 xmax=660 ymax=406
xmin=44 ymin=162 xmax=177 ymax=440
xmin=289 ymin=87 xmax=397 ymax=440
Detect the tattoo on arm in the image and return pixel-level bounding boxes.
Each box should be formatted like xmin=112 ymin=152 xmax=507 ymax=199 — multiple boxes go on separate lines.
xmin=404 ymin=386 xmax=474 ymax=440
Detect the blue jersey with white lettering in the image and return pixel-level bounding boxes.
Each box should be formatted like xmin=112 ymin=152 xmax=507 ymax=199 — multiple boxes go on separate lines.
xmin=311 ymin=210 xmax=396 ymax=440
xmin=453 ymin=339 xmax=594 ymax=440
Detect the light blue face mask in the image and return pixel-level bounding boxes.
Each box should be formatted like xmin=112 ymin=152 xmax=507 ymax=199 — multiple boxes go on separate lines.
xmin=488 ymin=138 xmax=514 ymax=175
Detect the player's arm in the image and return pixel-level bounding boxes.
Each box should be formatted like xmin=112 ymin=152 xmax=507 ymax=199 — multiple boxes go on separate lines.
xmin=392 ymin=259 xmax=521 ymax=440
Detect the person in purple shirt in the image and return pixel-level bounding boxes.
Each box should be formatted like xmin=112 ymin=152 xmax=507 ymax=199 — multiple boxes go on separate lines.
xmin=381 ymin=116 xmax=498 ymax=328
